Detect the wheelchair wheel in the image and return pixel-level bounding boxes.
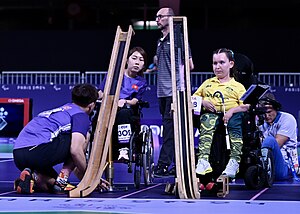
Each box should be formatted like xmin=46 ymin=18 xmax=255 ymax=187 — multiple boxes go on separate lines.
xmin=142 ymin=128 xmax=154 ymax=186
xmin=127 ymin=131 xmax=137 ymax=173
xmin=244 ymin=165 xmax=265 ymax=190
xmin=134 ymin=153 xmax=142 ymax=189
xmin=263 ymin=148 xmax=275 ymax=188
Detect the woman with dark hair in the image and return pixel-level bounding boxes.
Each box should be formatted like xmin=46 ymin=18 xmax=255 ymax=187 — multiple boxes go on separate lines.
xmin=98 ymin=46 xmax=148 ymax=161
xmin=98 ymin=46 xmax=148 ymax=106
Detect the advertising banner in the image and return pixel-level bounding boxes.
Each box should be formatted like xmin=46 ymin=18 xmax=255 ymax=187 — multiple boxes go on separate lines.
xmin=1 ymin=84 xmax=299 ymax=160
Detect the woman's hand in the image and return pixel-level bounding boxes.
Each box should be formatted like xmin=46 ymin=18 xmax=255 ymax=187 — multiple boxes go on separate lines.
xmin=118 ymin=99 xmax=127 ymax=107
xmin=202 ymin=100 xmax=216 ymax=112
xmin=223 ymin=110 xmax=233 ymax=124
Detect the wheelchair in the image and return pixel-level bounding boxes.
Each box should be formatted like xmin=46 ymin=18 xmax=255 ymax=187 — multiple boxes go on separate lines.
xmin=194 ymin=103 xmax=275 ymax=190
xmin=87 ymin=99 xmax=154 ymax=189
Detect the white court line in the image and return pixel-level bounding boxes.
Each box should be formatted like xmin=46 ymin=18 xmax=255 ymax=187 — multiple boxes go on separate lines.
xmin=0 ymin=159 xmax=13 ymax=163
xmin=0 ymin=154 xmax=13 ymax=159
xmin=0 ymin=191 xmax=15 ymax=196
xmin=249 ymin=188 xmax=269 ymax=201
xmin=117 ymin=183 xmax=163 ymax=199
xmin=1 ymin=197 xmax=300 ymax=213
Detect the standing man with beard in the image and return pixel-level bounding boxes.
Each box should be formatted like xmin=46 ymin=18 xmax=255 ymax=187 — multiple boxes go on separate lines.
xmin=153 ymin=7 xmax=194 ymax=177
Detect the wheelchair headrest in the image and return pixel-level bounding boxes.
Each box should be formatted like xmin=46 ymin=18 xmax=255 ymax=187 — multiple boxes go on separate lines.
xmin=235 ymin=53 xmax=255 ymax=76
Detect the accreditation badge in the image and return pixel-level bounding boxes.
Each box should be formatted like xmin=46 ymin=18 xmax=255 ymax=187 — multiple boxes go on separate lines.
xmin=118 ymin=124 xmax=132 ymax=143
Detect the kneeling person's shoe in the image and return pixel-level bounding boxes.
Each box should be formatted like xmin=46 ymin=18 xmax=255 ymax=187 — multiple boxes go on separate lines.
xmin=222 ymin=159 xmax=239 ymax=178
xmin=154 ymin=164 xmax=169 ymax=177
xmin=14 ymin=168 xmax=34 ymax=194
xmin=53 ymin=171 xmax=74 ymax=194
xmin=53 ymin=181 xmax=75 ymax=194
xmin=195 ymin=159 xmax=212 ymax=175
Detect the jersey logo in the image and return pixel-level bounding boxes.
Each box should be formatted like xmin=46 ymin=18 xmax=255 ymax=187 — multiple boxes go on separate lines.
xmin=132 ymin=84 xmax=138 ymax=90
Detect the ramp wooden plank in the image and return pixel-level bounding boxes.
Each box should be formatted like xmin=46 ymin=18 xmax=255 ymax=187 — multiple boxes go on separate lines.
xmin=169 ymin=16 xmax=200 ymax=199
xmin=69 ymin=25 xmax=133 ymax=198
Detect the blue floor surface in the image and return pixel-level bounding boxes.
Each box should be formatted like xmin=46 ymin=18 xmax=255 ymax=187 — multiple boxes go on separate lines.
xmin=1 ymin=158 xmax=300 ymax=213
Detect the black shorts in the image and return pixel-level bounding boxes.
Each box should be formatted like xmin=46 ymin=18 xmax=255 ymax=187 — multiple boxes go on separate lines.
xmin=13 ymin=133 xmax=71 ymax=178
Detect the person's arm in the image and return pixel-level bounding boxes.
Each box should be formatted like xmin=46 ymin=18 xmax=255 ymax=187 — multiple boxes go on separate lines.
xmin=227 ymin=104 xmax=250 ymax=114
xmin=121 ymin=79 xmax=147 ymax=107
xmin=98 ymin=90 xmax=103 ymax=99
xmin=224 ymin=104 xmax=250 ymax=123
xmin=70 ymin=132 xmax=87 ymax=180
xmin=275 ymin=134 xmax=289 ymax=147
xmin=118 ymin=98 xmax=138 ymax=107
xmin=202 ymin=100 xmax=217 ymax=113
xmin=275 ymin=113 xmax=297 ymax=147
xmin=145 ymin=55 xmax=158 ymax=72
xmin=189 ymin=57 xmax=194 ymax=71
xmin=223 ymin=83 xmax=249 ymax=120
xmin=125 ymin=98 xmax=138 ymax=106
xmin=71 ymin=131 xmax=110 ymax=190
xmin=98 ymin=75 xmax=107 ymax=99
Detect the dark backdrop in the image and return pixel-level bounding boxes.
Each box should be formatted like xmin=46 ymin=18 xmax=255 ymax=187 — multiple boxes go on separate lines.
xmin=0 ymin=28 xmax=299 ymax=73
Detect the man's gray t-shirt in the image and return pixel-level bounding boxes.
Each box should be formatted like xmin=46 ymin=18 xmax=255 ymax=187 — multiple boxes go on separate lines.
xmin=156 ymin=34 xmax=192 ymax=98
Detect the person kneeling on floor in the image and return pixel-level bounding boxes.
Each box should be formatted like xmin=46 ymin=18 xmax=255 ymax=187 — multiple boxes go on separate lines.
xmin=13 ymin=83 xmax=109 ymax=194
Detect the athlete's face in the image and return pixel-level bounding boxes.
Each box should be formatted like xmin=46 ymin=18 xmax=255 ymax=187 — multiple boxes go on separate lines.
xmin=156 ymin=8 xmax=171 ymax=30
xmin=212 ymin=52 xmax=234 ymax=79
xmin=127 ymin=51 xmax=145 ymax=73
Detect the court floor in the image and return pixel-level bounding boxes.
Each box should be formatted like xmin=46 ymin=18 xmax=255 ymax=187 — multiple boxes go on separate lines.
xmin=1 ymin=158 xmax=300 ymax=214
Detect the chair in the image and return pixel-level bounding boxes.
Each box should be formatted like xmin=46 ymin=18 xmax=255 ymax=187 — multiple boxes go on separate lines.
xmin=87 ymin=100 xmax=154 ymax=190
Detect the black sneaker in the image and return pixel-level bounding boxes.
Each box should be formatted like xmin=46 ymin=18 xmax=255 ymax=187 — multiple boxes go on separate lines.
xmin=14 ymin=168 xmax=34 ymax=194
xmin=53 ymin=181 xmax=75 ymax=194
xmin=154 ymin=164 xmax=169 ymax=177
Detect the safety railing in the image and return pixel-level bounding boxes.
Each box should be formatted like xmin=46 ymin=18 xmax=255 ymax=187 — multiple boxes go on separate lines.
xmin=84 ymin=71 xmax=108 ymax=86
xmin=1 ymin=71 xmax=299 ymax=87
xmin=84 ymin=71 xmax=158 ymax=86
xmin=258 ymin=72 xmax=300 ymax=87
xmin=0 ymin=71 xmax=82 ymax=85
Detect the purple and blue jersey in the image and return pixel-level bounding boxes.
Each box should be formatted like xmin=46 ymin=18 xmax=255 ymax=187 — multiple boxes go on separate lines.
xmin=99 ymin=74 xmax=148 ymax=100
xmin=14 ymin=103 xmax=91 ymax=150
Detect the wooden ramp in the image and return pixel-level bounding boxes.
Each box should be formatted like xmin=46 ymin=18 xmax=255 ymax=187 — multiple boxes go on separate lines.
xmin=69 ymin=25 xmax=134 ymax=198
xmin=169 ymin=16 xmax=200 ymax=199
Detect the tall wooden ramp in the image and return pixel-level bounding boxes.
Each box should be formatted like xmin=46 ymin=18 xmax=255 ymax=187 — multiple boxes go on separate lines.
xmin=69 ymin=25 xmax=134 ymax=197
xmin=169 ymin=16 xmax=200 ymax=199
